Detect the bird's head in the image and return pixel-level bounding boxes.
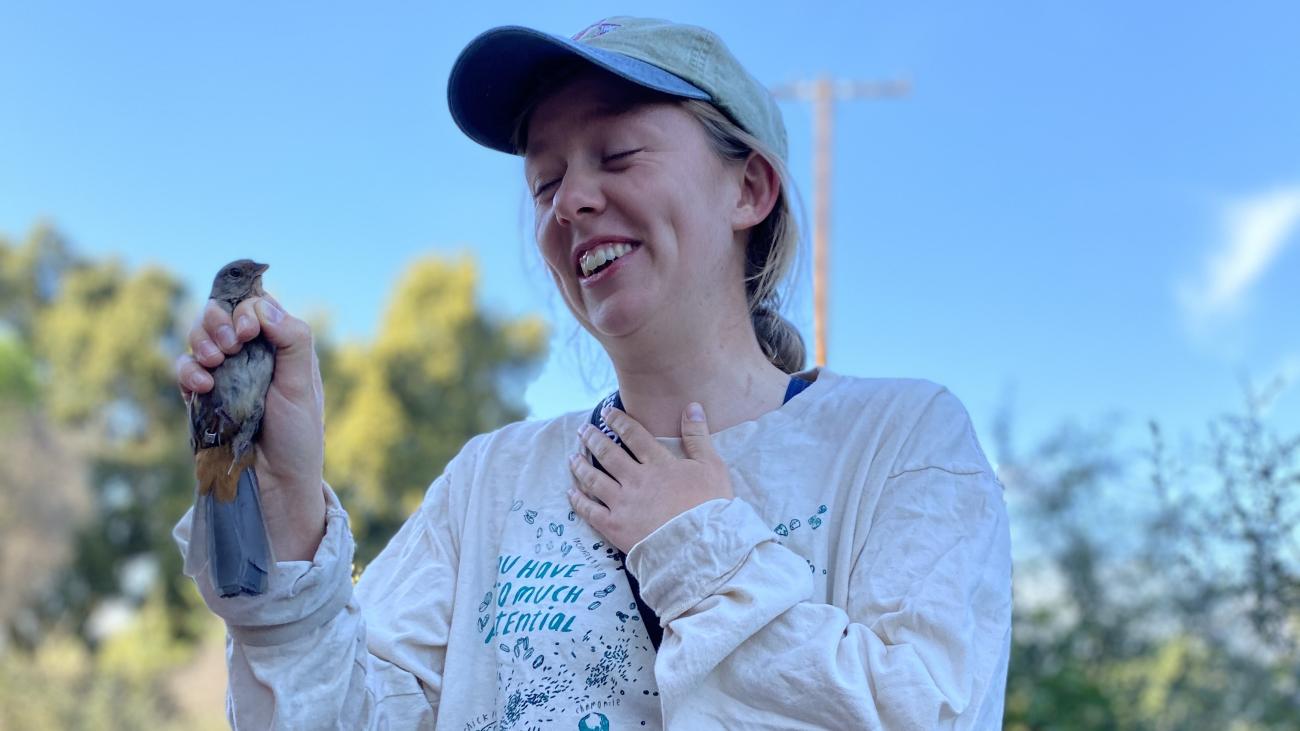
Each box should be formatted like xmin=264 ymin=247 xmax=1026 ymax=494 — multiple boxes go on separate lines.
xmin=209 ymin=259 xmax=269 ymax=306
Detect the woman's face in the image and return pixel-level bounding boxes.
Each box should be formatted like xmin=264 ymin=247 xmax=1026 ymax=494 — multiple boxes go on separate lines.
xmin=524 ymin=70 xmax=747 ymax=342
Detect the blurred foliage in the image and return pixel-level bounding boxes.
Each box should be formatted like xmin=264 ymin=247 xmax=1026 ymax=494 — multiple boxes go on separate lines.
xmin=998 ymin=378 xmax=1300 ymax=730
xmin=324 ymin=255 xmax=547 ymax=564
xmin=0 ymin=223 xmax=194 ymax=651
xmin=0 ymin=221 xmax=77 ymax=340
xmin=0 ymin=590 xmax=226 ymax=731
xmin=1146 ymin=376 xmax=1300 ymax=648
xmin=0 ymin=398 xmax=90 ymax=649
xmin=0 ymin=334 xmax=40 ymax=403
xmin=0 ymin=223 xmax=545 ymax=727
xmin=3 ymin=220 xmax=1297 ymax=728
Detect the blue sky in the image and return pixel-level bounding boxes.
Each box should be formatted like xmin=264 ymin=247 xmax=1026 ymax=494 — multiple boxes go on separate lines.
xmin=3 ymin=1 xmax=1298 ymax=461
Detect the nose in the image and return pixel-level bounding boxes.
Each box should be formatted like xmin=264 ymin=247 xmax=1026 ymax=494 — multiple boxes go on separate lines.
xmin=552 ymin=167 xmax=604 ymax=226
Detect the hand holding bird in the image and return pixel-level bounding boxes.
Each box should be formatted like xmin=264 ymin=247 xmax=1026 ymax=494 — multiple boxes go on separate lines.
xmin=175 ymin=260 xmax=328 ymax=585
xmin=190 ymin=260 xmax=275 ymax=503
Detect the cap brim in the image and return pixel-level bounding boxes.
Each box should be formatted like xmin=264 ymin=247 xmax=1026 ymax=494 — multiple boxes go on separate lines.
xmin=448 ymin=26 xmax=711 ymax=155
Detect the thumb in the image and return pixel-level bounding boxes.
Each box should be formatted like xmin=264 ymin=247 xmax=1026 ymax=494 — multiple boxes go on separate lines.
xmin=253 ymin=297 xmax=316 ymax=395
xmin=680 ymin=402 xmax=717 ymax=462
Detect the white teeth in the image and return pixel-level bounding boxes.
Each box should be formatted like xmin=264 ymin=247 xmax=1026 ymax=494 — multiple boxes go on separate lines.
xmin=579 ymin=243 xmax=634 ymax=277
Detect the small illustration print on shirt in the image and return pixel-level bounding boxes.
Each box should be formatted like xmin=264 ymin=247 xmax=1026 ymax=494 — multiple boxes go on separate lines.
xmin=772 ymin=503 xmax=831 ymax=574
xmin=471 ymin=499 xmax=660 ymax=729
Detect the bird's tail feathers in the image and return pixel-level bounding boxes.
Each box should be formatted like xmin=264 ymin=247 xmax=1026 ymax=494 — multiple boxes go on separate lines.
xmin=195 ymin=444 xmax=256 ymax=502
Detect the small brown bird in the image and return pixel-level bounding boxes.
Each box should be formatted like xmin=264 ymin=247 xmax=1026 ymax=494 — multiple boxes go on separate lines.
xmin=188 ymin=259 xmax=275 ymax=596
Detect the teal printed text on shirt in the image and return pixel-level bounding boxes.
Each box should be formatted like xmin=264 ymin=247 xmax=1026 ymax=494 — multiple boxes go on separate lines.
xmin=482 ymin=554 xmax=590 ymax=643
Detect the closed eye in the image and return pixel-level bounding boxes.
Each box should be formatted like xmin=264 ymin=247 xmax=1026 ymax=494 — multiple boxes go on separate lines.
xmin=533 ymin=177 xmax=561 ymax=199
xmin=532 ymin=149 xmax=642 ymax=200
xmin=602 ymin=148 xmax=643 ymax=164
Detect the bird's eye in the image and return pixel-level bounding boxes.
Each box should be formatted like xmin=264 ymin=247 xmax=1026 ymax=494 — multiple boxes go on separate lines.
xmin=228 ymin=268 xmax=243 ymax=278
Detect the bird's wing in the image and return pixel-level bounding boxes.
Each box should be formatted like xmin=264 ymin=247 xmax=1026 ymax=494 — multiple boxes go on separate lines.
xmin=189 ymin=387 xmax=239 ymax=454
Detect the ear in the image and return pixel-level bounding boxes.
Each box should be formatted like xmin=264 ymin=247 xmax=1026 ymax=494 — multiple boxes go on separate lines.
xmin=731 ymin=152 xmax=781 ymax=232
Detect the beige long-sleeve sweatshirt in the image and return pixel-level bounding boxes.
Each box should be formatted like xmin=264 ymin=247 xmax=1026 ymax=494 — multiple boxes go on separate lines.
xmin=174 ymin=368 xmax=1012 ymax=730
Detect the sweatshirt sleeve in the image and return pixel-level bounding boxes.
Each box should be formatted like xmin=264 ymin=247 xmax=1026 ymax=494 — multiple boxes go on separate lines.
xmin=625 ymin=389 xmax=1013 ymax=730
xmin=173 ymin=470 xmax=462 ymax=730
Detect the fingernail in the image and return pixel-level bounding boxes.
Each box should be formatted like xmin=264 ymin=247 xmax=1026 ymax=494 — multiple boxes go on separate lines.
xmin=237 ymin=315 xmax=254 ymax=335
xmin=257 ymin=299 xmax=283 ymax=324
xmin=600 ymin=404 xmax=612 ymax=418
xmin=189 ymin=372 xmax=211 ymax=391
xmin=197 ymin=341 xmax=220 ymax=360
xmin=216 ymin=325 xmax=237 ymax=349
xmin=686 ymin=402 xmax=705 ymax=422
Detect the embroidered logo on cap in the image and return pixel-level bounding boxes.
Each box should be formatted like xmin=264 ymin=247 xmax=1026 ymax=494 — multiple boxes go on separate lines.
xmin=572 ymin=20 xmax=621 ymax=42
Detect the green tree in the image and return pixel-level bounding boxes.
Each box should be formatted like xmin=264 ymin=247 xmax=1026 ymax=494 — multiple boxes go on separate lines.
xmin=0 ymin=333 xmax=40 ymax=403
xmin=32 ymin=254 xmax=194 ymax=643
xmin=999 ymin=386 xmax=1300 ymax=730
xmin=0 ymin=225 xmax=206 ymax=648
xmin=0 ymin=221 xmax=78 ymax=341
xmin=1 ymin=224 xmax=551 ymax=727
xmin=2 ymin=227 xmax=550 ymax=644
xmin=325 ymin=254 xmax=548 ymax=564
xmin=0 ymin=386 xmax=90 ymax=651
xmin=0 ymin=589 xmax=226 ymax=731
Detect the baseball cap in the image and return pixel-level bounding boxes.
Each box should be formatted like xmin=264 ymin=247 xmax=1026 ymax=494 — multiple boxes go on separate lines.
xmin=447 ymin=17 xmax=788 ymax=161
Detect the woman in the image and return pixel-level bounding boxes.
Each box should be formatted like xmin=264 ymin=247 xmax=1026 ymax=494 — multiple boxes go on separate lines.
xmin=174 ymin=17 xmax=1011 ymax=730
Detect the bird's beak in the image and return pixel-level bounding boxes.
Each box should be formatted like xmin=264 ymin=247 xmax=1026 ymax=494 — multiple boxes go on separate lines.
xmin=250 ymin=262 xmax=269 ymax=297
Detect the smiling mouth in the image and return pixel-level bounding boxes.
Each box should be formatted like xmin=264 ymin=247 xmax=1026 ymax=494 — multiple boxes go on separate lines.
xmin=577 ymin=242 xmax=639 ymax=279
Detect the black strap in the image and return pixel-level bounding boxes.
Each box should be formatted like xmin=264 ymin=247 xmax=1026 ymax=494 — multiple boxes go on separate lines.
xmin=585 ymin=392 xmax=664 ymax=648
xmin=586 ymin=376 xmax=812 ymax=652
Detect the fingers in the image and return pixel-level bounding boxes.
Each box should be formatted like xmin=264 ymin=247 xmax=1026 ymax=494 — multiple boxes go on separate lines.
xmin=190 ymin=297 xmax=267 ymax=361
xmin=679 ymin=402 xmax=717 ymax=462
xmin=183 ymin=293 xmax=318 ymax=408
xmin=250 ymin=296 xmax=319 ymax=404
xmin=232 ymin=298 xmax=263 ymax=343
xmin=249 ymin=296 xmax=301 ymax=347
xmin=567 ymin=485 xmax=611 ymax=529
xmin=175 ymin=353 xmax=213 ymax=395
xmin=188 ymin=303 xmax=226 ymax=368
xmin=187 ymin=330 xmax=224 ymax=369
xmin=200 ymin=299 xmax=242 ymax=355
xmin=568 ymin=453 xmax=617 ymax=505
xmin=578 ymin=423 xmax=637 ymax=476
xmin=599 ymin=406 xmax=668 ymax=464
